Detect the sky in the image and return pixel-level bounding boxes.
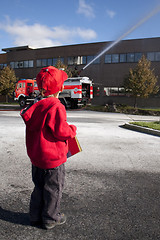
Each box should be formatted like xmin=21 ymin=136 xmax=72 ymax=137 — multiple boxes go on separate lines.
xmin=0 ymin=0 xmax=160 ymax=53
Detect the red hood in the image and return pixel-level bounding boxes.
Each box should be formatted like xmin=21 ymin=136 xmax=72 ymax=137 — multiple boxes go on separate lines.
xmin=20 ymin=98 xmax=60 ymax=131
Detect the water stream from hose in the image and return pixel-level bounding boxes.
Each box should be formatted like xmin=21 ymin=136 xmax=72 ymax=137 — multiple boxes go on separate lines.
xmin=82 ymin=5 xmax=160 ymax=70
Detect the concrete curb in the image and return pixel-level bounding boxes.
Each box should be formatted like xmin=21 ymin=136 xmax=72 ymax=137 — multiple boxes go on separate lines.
xmin=121 ymin=123 xmax=160 ymax=137
xmin=0 ymin=104 xmax=21 ymax=111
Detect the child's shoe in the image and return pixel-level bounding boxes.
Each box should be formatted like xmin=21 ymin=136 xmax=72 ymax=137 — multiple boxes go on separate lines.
xmin=43 ymin=213 xmax=66 ymax=230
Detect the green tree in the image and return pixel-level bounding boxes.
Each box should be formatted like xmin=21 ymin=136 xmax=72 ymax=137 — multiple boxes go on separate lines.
xmin=124 ymin=55 xmax=159 ymax=107
xmin=55 ymin=59 xmax=72 ymax=78
xmin=0 ymin=66 xmax=17 ymax=102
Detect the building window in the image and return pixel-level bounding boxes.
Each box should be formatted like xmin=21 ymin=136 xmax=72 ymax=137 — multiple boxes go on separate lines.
xmin=94 ymin=57 xmax=100 ymax=64
xmin=87 ymin=55 xmax=100 ymax=64
xmin=135 ymin=53 xmax=142 ymax=62
xmin=68 ymin=57 xmax=74 ymax=65
xmin=127 ymin=53 xmax=135 ymax=62
xmin=37 ymin=59 xmax=47 ymax=67
xmin=155 ymin=52 xmax=160 ymax=61
xmin=41 ymin=59 xmax=47 ymax=67
xmin=67 ymin=56 xmax=85 ymax=65
xmin=18 ymin=61 xmax=23 ymax=68
xmin=105 ymin=54 xmax=111 ymax=63
xmin=47 ymin=58 xmax=52 ymax=66
xmin=53 ymin=58 xmax=57 ymax=66
xmin=87 ymin=55 xmax=94 ymax=63
xmin=147 ymin=52 xmax=160 ymax=62
xmin=77 ymin=56 xmax=83 ymax=65
xmin=112 ymin=54 xmax=119 ymax=63
xmin=37 ymin=58 xmax=64 ymax=67
xmin=147 ymin=52 xmax=155 ymax=61
xmin=14 ymin=62 xmax=19 ymax=68
xmin=28 ymin=60 xmax=33 ymax=68
xmin=37 ymin=59 xmax=41 ymax=67
xmin=10 ymin=62 xmax=15 ymax=68
xmin=82 ymin=56 xmax=87 ymax=64
xmin=104 ymin=87 xmax=126 ymax=96
xmin=9 ymin=60 xmax=34 ymax=68
xmin=60 ymin=58 xmax=64 ymax=64
xmin=120 ymin=54 xmax=126 ymax=63
xmin=23 ymin=61 xmax=29 ymax=68
xmin=53 ymin=57 xmax=64 ymax=66
xmin=0 ymin=64 xmax=4 ymax=69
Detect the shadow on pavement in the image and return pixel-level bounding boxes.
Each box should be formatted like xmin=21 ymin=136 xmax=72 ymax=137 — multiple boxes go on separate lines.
xmin=0 ymin=206 xmax=29 ymax=226
xmin=0 ymin=169 xmax=160 ymax=240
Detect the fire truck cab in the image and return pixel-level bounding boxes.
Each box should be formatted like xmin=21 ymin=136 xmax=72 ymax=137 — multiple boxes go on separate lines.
xmin=14 ymin=79 xmax=39 ymax=107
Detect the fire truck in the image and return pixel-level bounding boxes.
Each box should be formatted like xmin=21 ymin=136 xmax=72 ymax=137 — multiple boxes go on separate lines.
xmin=14 ymin=76 xmax=93 ymax=108
xmin=14 ymin=79 xmax=38 ymax=107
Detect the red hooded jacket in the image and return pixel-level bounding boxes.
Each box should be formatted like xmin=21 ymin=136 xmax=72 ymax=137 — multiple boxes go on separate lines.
xmin=21 ymin=97 xmax=77 ymax=169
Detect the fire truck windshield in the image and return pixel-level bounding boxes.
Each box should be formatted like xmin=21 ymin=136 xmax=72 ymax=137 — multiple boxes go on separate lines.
xmin=34 ymin=82 xmax=38 ymax=87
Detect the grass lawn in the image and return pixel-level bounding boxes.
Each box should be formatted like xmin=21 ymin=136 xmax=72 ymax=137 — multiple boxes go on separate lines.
xmin=130 ymin=121 xmax=160 ymax=131
xmin=83 ymin=105 xmax=160 ymax=115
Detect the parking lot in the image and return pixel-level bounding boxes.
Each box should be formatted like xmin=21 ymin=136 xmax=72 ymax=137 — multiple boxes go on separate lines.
xmin=0 ymin=110 xmax=160 ymax=240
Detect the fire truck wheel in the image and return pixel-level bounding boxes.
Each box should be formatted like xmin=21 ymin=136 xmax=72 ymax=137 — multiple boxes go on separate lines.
xmin=59 ymin=98 xmax=67 ymax=109
xmin=19 ymin=97 xmax=26 ymax=108
xmin=71 ymin=99 xmax=78 ymax=109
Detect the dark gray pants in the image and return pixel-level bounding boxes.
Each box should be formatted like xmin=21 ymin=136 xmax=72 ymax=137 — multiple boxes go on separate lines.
xmin=30 ymin=164 xmax=65 ymax=223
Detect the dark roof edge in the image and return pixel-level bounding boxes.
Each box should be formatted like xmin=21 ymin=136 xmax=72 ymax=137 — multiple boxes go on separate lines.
xmin=2 ymin=37 xmax=160 ymax=52
xmin=2 ymin=46 xmax=34 ymax=52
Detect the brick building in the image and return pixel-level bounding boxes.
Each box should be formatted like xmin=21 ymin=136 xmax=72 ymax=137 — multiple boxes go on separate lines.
xmin=1 ymin=37 xmax=160 ymax=107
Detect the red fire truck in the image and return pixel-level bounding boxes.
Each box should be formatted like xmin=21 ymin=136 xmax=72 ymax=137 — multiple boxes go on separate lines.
xmin=14 ymin=79 xmax=39 ymax=107
xmin=14 ymin=76 xmax=93 ymax=108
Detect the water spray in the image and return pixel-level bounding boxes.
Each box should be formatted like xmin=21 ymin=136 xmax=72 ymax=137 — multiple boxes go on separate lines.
xmin=82 ymin=5 xmax=160 ymax=71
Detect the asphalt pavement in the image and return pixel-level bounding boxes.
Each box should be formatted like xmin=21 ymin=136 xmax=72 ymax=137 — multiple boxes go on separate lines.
xmin=0 ymin=110 xmax=160 ymax=240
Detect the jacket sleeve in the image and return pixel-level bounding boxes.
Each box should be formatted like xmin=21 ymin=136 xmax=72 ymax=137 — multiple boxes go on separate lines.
xmin=47 ymin=104 xmax=77 ymax=141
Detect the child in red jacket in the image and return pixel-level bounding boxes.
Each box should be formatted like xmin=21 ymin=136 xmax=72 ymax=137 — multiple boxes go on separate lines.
xmin=21 ymin=66 xmax=77 ymax=229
